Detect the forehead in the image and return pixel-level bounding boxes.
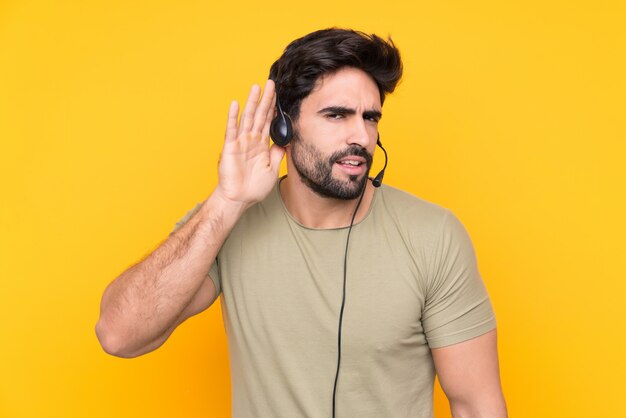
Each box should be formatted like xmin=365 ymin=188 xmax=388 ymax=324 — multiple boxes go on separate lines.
xmin=302 ymin=67 xmax=382 ymax=111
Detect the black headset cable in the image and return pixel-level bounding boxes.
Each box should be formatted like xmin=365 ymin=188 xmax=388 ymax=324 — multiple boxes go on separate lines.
xmin=331 ymin=179 xmax=369 ymax=418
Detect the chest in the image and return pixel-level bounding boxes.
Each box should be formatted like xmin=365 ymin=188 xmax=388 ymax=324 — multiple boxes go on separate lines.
xmin=218 ymin=218 xmax=431 ymax=358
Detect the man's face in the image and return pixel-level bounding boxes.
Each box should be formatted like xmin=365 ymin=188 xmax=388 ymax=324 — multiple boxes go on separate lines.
xmin=289 ymin=67 xmax=382 ymax=200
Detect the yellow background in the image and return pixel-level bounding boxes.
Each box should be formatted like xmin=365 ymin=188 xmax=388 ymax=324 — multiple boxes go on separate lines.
xmin=1 ymin=0 xmax=624 ymax=417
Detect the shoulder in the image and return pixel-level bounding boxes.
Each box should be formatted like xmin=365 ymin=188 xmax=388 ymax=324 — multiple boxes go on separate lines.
xmin=227 ymin=181 xmax=286 ymax=238
xmin=373 ymin=184 xmax=475 ymax=259
xmin=375 ymin=184 xmax=452 ymax=235
xmin=242 ymin=181 xmax=283 ymax=221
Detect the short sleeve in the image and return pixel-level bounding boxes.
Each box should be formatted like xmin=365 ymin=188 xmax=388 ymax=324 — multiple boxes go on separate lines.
xmin=170 ymin=202 xmax=203 ymax=235
xmin=422 ymin=210 xmax=496 ymax=348
xmin=170 ymin=202 xmax=222 ymax=296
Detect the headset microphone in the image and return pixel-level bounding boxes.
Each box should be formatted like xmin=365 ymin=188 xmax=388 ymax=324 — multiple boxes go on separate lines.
xmin=372 ymin=136 xmax=388 ymax=187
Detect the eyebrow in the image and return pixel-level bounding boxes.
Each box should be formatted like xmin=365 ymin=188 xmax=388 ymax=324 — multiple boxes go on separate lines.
xmin=317 ymin=106 xmax=383 ymax=120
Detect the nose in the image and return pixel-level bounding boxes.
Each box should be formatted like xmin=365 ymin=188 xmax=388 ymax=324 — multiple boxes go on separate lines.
xmin=347 ymin=118 xmax=373 ymax=149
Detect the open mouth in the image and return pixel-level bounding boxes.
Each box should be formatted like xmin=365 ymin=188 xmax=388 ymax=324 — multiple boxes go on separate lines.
xmin=334 ymin=156 xmax=367 ymax=176
xmin=336 ymin=156 xmax=367 ymax=167
xmin=337 ymin=159 xmax=364 ymax=167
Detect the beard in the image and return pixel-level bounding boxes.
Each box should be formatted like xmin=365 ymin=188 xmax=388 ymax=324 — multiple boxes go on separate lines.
xmin=290 ymin=134 xmax=373 ymax=200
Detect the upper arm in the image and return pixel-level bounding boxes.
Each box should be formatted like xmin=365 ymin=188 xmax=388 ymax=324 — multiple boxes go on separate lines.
xmin=178 ymin=273 xmax=219 ymax=319
xmin=431 ymin=328 xmax=507 ymax=417
xmin=159 ymin=273 xmax=218 ymax=337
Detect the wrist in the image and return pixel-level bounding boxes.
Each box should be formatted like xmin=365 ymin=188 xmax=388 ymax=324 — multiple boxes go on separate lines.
xmin=203 ymin=187 xmax=249 ymax=222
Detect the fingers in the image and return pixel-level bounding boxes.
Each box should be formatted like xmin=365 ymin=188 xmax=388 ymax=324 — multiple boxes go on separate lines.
xmin=224 ymin=100 xmax=239 ymax=143
xmin=237 ymin=84 xmax=261 ymax=136
xmin=252 ymin=79 xmax=275 ymax=134
xmin=262 ymin=92 xmax=277 ymax=142
xmin=229 ymin=80 xmax=277 ymax=143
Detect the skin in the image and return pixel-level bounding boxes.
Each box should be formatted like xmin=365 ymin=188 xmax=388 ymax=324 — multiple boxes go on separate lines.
xmin=433 ymin=329 xmax=507 ymax=417
xmin=280 ymin=67 xmax=381 ymax=228
xmin=96 ymin=67 xmax=506 ymax=417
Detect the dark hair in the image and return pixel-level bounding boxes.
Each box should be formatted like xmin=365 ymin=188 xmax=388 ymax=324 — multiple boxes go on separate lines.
xmin=269 ymin=28 xmax=403 ymax=120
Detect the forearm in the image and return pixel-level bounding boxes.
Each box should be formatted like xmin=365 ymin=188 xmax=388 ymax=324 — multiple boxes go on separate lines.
xmin=95 ymin=191 xmax=245 ymax=357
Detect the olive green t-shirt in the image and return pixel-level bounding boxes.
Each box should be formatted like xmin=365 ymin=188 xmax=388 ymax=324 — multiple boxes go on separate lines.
xmin=173 ymin=181 xmax=496 ymax=418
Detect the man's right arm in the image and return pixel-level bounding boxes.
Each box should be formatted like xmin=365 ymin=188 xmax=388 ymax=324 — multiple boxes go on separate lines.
xmin=95 ymin=192 xmax=244 ymax=358
xmin=95 ymin=80 xmax=284 ymax=358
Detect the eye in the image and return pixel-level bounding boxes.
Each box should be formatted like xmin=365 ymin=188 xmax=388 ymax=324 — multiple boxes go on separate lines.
xmin=326 ymin=113 xmax=344 ymax=120
xmin=363 ymin=111 xmax=382 ymax=123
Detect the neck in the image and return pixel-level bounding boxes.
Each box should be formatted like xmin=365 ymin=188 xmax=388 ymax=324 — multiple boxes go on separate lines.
xmin=279 ymin=174 xmax=376 ymax=229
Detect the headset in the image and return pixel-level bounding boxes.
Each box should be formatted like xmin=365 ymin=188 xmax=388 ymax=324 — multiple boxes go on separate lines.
xmin=269 ymin=99 xmax=293 ymax=147
xmin=270 ymin=95 xmax=389 ymax=418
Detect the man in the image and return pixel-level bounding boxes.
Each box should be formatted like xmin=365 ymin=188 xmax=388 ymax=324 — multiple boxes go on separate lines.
xmin=96 ymin=28 xmax=507 ymax=417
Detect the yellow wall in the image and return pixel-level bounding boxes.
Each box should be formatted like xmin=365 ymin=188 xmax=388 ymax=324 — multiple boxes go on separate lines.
xmin=1 ymin=1 xmax=624 ymax=417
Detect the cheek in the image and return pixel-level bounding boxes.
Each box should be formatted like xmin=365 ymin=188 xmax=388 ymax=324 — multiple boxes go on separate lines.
xmin=293 ymin=139 xmax=327 ymax=164
xmin=299 ymin=123 xmax=337 ymax=144
xmin=296 ymin=129 xmax=338 ymax=155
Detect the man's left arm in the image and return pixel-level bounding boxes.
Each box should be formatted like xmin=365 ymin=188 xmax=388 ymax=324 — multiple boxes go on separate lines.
xmin=432 ymin=328 xmax=507 ymax=418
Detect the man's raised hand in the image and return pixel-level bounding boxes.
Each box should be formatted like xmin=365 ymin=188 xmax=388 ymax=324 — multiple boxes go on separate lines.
xmin=214 ymin=80 xmax=285 ymax=208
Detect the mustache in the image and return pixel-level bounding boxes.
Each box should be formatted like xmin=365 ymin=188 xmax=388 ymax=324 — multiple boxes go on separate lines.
xmin=328 ymin=146 xmax=373 ymax=166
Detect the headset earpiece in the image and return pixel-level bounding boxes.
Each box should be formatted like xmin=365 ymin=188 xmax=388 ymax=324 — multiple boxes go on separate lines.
xmin=270 ymin=99 xmax=293 ymax=147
